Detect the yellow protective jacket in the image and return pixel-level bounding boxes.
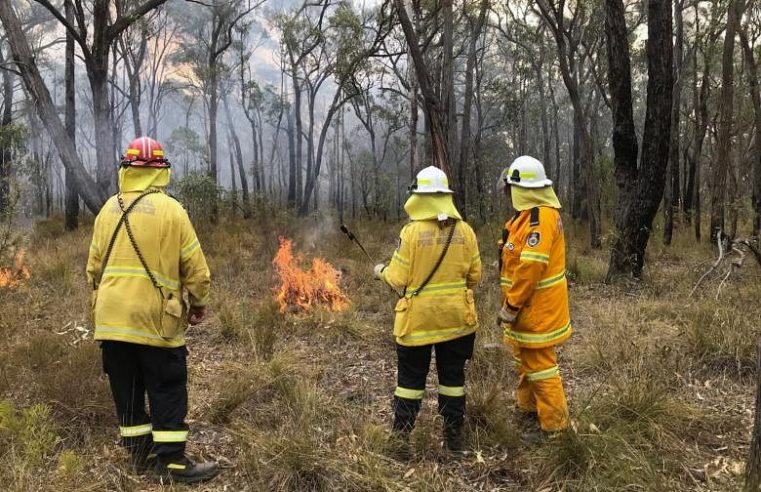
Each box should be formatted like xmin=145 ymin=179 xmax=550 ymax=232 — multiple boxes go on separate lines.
xmin=86 ymin=188 xmax=210 ymax=348
xmin=382 ymin=219 xmax=481 ymax=347
xmin=500 ymin=206 xmax=571 ymax=349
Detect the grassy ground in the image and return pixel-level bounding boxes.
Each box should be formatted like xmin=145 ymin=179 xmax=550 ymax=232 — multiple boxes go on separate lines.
xmin=0 ymin=211 xmax=759 ymax=491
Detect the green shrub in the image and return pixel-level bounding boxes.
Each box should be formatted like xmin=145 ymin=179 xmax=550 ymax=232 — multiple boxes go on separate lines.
xmin=0 ymin=401 xmax=58 ymax=465
xmin=175 ymin=171 xmax=221 ymax=223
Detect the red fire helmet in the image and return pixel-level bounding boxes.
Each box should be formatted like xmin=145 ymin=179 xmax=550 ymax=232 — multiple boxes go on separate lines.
xmin=120 ymin=136 xmax=171 ymax=168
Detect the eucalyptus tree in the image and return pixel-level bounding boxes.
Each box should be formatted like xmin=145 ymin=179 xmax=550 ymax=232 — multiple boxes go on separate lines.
xmin=536 ymin=0 xmax=602 ymax=248
xmin=31 ymin=0 xmax=169 ymax=194
xmin=297 ymin=1 xmax=393 ymax=216
xmin=740 ymin=3 xmax=761 ymax=237
xmin=172 ymin=0 xmax=263 ymax=221
xmin=0 ymin=1 xmax=105 ymax=212
xmin=712 ymin=0 xmax=747 ymax=240
xmin=605 ymin=0 xmax=674 ymax=279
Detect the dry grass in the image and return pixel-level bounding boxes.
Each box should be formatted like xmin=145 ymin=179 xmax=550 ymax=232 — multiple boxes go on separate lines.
xmin=0 ymin=213 xmax=758 ymax=490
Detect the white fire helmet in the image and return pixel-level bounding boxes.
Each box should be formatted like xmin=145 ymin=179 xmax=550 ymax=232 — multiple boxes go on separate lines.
xmin=498 ymin=155 xmax=553 ymax=189
xmin=409 ymin=166 xmax=453 ymax=194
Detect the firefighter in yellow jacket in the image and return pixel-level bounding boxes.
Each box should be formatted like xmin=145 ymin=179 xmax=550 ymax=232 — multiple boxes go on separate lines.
xmin=497 ymin=155 xmax=571 ymax=438
xmin=374 ymin=166 xmax=481 ymax=453
xmin=86 ymin=137 xmax=217 ymax=483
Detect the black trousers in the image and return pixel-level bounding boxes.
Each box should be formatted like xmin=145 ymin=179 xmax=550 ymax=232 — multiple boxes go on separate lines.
xmin=101 ymin=341 xmax=189 ymax=461
xmin=393 ymin=333 xmax=476 ymax=433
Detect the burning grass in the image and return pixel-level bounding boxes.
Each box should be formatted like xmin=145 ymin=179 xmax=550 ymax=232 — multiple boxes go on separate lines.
xmin=273 ymin=237 xmax=350 ymax=313
xmin=0 ymin=248 xmax=31 ymax=289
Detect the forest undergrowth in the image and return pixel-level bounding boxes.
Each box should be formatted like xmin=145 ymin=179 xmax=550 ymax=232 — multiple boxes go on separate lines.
xmin=0 ymin=210 xmax=759 ymax=491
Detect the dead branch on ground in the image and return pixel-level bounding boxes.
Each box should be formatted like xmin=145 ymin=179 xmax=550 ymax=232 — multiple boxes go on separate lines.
xmin=690 ymin=230 xmax=761 ymax=299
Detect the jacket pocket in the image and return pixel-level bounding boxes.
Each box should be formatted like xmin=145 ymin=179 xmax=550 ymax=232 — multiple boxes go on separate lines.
xmin=160 ymin=291 xmax=187 ymax=340
xmin=393 ymin=297 xmax=412 ymax=338
xmin=464 ymin=289 xmax=477 ymax=326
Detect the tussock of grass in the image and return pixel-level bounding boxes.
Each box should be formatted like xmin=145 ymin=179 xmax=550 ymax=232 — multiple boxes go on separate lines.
xmin=686 ymin=302 xmax=758 ymax=376
xmin=540 ymin=377 xmax=696 ymax=490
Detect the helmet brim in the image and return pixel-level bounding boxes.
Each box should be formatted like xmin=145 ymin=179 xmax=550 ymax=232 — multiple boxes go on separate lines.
xmin=506 ymin=178 xmax=553 ymax=189
xmin=413 ymin=189 xmax=454 ymax=194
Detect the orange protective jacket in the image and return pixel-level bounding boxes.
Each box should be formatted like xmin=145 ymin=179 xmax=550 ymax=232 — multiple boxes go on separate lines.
xmin=499 ymin=206 xmax=571 ymax=349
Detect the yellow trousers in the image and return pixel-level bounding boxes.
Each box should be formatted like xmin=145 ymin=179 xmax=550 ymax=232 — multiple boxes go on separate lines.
xmin=511 ymin=343 xmax=569 ymax=432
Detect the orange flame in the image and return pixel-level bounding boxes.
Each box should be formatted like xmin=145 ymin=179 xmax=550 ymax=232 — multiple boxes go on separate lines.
xmin=0 ymin=249 xmax=31 ymax=289
xmin=273 ymin=237 xmax=349 ymax=313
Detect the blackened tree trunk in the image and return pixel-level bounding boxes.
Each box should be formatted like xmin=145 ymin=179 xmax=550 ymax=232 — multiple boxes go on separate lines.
xmin=740 ymin=25 xmax=761 ymax=238
xmin=0 ymin=1 xmax=106 ymax=213
xmin=64 ymin=0 xmax=78 ymax=231
xmin=606 ymin=0 xmax=674 ymax=279
xmin=712 ymin=0 xmax=745 ymax=241
xmin=664 ymin=0 xmax=685 ymax=245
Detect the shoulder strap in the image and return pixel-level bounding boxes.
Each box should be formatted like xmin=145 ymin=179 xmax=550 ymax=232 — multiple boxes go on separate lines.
xmin=95 ymin=190 xmax=160 ymax=289
xmin=530 ymin=207 xmax=540 ymax=227
xmin=410 ymin=220 xmax=458 ymax=297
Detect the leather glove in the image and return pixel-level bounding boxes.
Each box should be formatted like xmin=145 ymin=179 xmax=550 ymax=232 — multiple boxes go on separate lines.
xmin=188 ymin=306 xmax=206 ymax=326
xmin=373 ymin=264 xmax=387 ymax=280
xmin=497 ymin=305 xmax=518 ymax=326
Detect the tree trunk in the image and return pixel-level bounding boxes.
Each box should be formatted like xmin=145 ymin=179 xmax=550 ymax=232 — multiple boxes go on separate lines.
xmin=223 ymin=97 xmax=250 ymax=218
xmin=0 ymin=48 xmax=14 ymax=216
xmin=299 ymin=88 xmax=347 ymax=216
xmin=441 ymin=0 xmax=457 ymax=183
xmin=228 ymin=136 xmax=237 ymax=214
xmin=457 ymin=0 xmax=488 ymax=221
xmin=606 ymin=0 xmax=674 ymax=279
xmin=664 ymin=0 xmax=685 ymax=245
xmin=740 ymin=25 xmax=761 ymax=238
xmin=286 ymin=103 xmax=297 ymax=207
xmin=549 ymin=75 xmax=563 ymax=199
xmin=409 ymin=51 xmax=419 ymax=180
xmin=712 ymin=0 xmax=745 ymax=241
xmin=64 ymin=0 xmax=78 ymax=230
xmin=394 ymin=0 xmax=450 ymax=175
xmin=208 ymin=54 xmax=220 ymax=222
xmin=0 ymin=1 xmax=105 ymax=213
xmin=290 ymin=64 xmax=303 ymax=208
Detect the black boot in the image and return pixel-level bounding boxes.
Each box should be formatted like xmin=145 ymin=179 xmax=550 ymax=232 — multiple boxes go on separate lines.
xmin=154 ymin=455 xmax=219 ymax=484
xmin=443 ymin=423 xmax=465 ymax=455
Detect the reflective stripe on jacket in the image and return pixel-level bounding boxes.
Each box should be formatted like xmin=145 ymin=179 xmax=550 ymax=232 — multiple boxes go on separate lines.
xmin=500 ymin=206 xmax=571 ymax=349
xmin=382 ymin=220 xmax=481 ymax=347
xmin=86 ymin=192 xmax=210 ymax=348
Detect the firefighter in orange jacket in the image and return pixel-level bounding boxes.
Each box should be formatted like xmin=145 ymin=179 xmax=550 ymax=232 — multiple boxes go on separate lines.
xmin=497 ymin=155 xmax=571 ymax=437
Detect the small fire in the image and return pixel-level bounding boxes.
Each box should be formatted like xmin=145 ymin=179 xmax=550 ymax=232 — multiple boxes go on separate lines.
xmin=273 ymin=237 xmax=349 ymax=313
xmin=0 ymin=249 xmax=31 ymax=289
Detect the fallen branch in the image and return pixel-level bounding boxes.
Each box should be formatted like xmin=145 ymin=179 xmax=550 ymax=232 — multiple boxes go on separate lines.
xmin=693 ymin=231 xmax=761 ymax=300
